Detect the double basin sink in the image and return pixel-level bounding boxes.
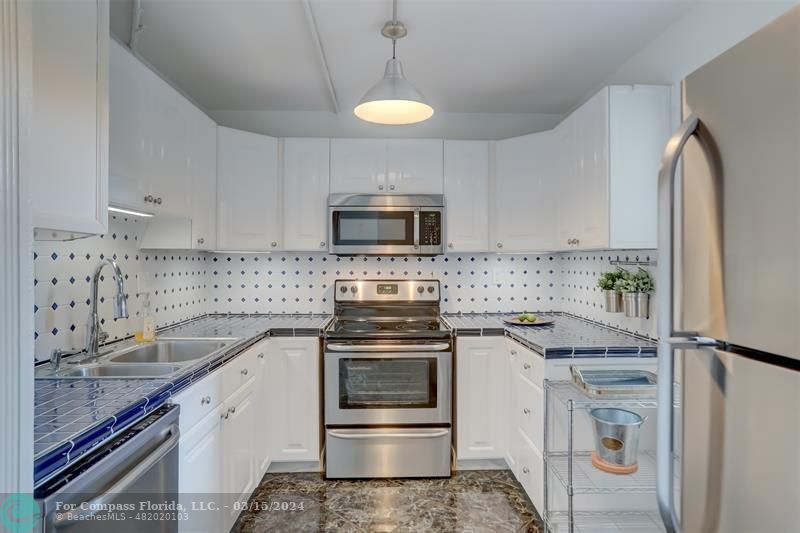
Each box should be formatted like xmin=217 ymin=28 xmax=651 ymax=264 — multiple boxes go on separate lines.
xmin=38 ymin=338 xmax=239 ymax=379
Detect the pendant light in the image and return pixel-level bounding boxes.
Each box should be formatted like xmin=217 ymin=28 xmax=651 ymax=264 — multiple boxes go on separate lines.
xmin=353 ymin=0 xmax=434 ymax=125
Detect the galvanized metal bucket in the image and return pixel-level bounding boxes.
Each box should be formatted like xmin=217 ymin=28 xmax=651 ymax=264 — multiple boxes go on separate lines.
xmin=603 ymin=290 xmax=623 ymax=313
xmin=590 ymin=408 xmax=647 ymax=467
xmin=623 ymin=293 xmax=650 ymax=318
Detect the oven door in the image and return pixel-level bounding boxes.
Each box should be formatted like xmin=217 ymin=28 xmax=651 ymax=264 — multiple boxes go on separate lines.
xmin=324 ymin=342 xmax=452 ymax=425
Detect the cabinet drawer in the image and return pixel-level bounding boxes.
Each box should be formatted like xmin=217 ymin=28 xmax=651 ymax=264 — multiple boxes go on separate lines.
xmin=173 ymin=371 xmax=222 ymax=433
xmin=515 ymin=429 xmax=543 ymax=512
xmin=222 ymin=345 xmax=262 ymax=399
xmin=516 ymin=374 xmax=544 ymax=450
xmin=511 ymin=342 xmax=544 ymax=384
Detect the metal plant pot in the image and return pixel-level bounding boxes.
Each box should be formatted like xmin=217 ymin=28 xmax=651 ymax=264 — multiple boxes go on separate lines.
xmin=603 ymin=290 xmax=623 ymax=313
xmin=623 ymin=292 xmax=650 ymax=319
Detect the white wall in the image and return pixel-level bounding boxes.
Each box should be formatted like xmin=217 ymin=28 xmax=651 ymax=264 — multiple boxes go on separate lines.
xmin=605 ymin=0 xmax=798 ymax=86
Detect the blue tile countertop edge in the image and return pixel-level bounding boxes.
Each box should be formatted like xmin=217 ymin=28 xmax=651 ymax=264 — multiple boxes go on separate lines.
xmin=442 ymin=312 xmax=657 ymax=359
xmin=33 ymin=313 xmax=331 ymax=487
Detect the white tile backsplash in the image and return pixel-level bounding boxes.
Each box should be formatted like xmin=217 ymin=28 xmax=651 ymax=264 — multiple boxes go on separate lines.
xmin=558 ymin=250 xmax=657 ymax=337
xmin=206 ymin=253 xmax=561 ymax=315
xmin=33 ymin=216 xmax=209 ymax=360
xmin=34 ymin=218 xmax=656 ymax=361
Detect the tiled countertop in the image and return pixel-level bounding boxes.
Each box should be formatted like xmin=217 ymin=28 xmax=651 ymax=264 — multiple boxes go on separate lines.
xmin=443 ymin=312 xmax=656 ymax=358
xmin=34 ymin=314 xmax=331 ymax=486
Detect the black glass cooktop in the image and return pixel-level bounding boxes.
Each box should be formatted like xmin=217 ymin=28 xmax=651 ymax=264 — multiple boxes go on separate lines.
xmin=325 ymin=318 xmax=451 ymax=339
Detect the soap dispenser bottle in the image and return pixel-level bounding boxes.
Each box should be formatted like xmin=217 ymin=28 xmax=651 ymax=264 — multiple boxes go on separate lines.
xmin=140 ymin=292 xmax=155 ymax=342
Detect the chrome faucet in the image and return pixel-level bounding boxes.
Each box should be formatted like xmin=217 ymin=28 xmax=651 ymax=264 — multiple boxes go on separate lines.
xmin=50 ymin=258 xmax=129 ymax=371
xmin=84 ymin=258 xmax=129 ymax=360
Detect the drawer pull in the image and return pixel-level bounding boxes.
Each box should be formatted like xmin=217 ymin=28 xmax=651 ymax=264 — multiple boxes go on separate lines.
xmin=523 ymin=362 xmax=531 ymax=370
xmin=522 ymin=466 xmax=530 ymax=474
xmin=523 ymin=408 xmax=531 ymax=415
xmin=201 ymin=396 xmax=211 ymax=405
xmin=241 ymin=368 xmax=249 ymax=376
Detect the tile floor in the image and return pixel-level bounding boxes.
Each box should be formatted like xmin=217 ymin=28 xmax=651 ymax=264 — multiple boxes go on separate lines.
xmin=234 ymin=470 xmax=543 ymax=533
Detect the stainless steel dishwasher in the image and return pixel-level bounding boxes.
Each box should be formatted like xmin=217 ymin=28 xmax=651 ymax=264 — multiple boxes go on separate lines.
xmin=34 ymin=405 xmax=180 ymax=533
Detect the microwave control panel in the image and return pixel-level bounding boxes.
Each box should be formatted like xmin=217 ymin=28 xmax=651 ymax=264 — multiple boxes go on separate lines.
xmin=420 ymin=211 xmax=442 ymax=246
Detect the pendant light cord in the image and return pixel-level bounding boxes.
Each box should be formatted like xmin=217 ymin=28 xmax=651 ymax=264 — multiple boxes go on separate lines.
xmin=392 ymin=0 xmax=398 ymax=59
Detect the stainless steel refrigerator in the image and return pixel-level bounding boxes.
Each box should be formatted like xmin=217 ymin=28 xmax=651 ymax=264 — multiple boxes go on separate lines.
xmin=657 ymin=6 xmax=800 ymax=533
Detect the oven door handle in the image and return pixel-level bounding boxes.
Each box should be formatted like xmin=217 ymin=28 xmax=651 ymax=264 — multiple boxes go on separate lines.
xmin=328 ymin=429 xmax=449 ymax=440
xmin=326 ymin=343 xmax=450 ymax=353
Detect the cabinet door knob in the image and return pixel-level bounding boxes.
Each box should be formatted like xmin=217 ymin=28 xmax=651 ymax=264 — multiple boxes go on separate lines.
xmin=448 ymin=243 xmax=453 ymax=249
xmin=155 ymin=197 xmax=162 ymax=205
xmin=522 ymin=467 xmax=530 ymax=474
xmin=510 ymin=350 xmax=517 ymax=356
xmin=197 ymin=238 xmax=205 ymax=245
xmin=270 ymin=241 xmax=277 ymax=248
xmin=523 ymin=362 xmax=531 ymax=370
xmin=378 ymin=184 xmax=384 ymax=191
xmin=320 ymin=241 xmax=326 ymax=248
xmin=144 ymin=195 xmax=153 ymax=203
xmin=241 ymin=368 xmax=248 ymax=376
xmin=258 ymin=353 xmax=265 ymax=359
xmin=523 ymin=407 xmax=531 ymax=415
xmin=221 ymin=412 xmax=229 ymax=420
xmin=201 ymin=395 xmax=211 ymax=405
xmin=389 ymin=184 xmax=395 ymax=191
xmin=496 ymin=242 xmax=503 ymax=249
xmin=228 ymin=406 xmax=236 ymax=414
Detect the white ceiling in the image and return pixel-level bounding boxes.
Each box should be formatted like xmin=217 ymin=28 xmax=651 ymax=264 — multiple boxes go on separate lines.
xmin=111 ymin=0 xmax=696 ymax=116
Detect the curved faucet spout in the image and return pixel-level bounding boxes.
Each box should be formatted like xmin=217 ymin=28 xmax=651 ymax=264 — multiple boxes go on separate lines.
xmin=86 ymin=258 xmax=129 ymax=358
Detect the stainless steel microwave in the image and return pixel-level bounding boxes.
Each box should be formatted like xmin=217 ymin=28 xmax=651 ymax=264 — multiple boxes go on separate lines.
xmin=328 ymin=194 xmax=444 ymax=255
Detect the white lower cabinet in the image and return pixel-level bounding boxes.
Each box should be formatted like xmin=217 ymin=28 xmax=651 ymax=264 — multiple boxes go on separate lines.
xmin=174 ymin=337 xmax=318 ymax=532
xmin=267 ymin=338 xmax=320 ymax=462
xmin=221 ymin=376 xmax=258 ymax=531
xmin=177 ymin=405 xmax=224 ymax=533
xmin=456 ymin=338 xmax=506 ymax=460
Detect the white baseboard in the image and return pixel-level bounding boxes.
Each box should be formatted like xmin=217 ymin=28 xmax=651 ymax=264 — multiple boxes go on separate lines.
xmin=267 ymin=461 xmax=322 ymax=473
xmin=455 ymin=458 xmax=509 ymax=471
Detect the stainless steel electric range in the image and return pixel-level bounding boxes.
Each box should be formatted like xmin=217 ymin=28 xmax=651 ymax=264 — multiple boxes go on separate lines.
xmin=323 ymin=279 xmax=452 ymax=478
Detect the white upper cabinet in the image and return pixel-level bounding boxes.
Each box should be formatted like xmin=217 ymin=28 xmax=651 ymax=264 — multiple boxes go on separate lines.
xmin=556 ymin=85 xmax=671 ymax=250
xmin=492 ymin=131 xmax=558 ymax=252
xmin=111 ymin=40 xmax=218 ymax=251
xmin=330 ymin=139 xmax=386 ymax=193
xmin=330 ymin=139 xmax=442 ymax=194
xmin=29 ymin=0 xmax=109 ymax=236
xmin=216 ymin=127 xmax=281 ymax=251
xmin=607 ymin=85 xmax=672 ymax=248
xmin=443 ymin=141 xmax=489 ymax=252
xmin=282 ymin=138 xmax=330 ymax=251
xmin=386 ymin=139 xmax=443 ymax=194
xmin=187 ymin=110 xmax=218 ymax=250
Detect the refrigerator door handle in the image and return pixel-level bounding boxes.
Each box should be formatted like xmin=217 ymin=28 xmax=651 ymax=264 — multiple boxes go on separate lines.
xmin=657 ymin=110 xmax=722 ymax=533
xmin=657 ymin=113 xmax=700 ymax=341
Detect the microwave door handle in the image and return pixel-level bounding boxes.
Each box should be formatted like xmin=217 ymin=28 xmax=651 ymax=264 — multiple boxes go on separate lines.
xmin=413 ymin=208 xmax=420 ymax=249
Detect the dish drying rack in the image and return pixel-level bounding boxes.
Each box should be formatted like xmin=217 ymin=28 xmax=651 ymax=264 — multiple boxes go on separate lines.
xmin=542 ymin=380 xmax=679 ymax=533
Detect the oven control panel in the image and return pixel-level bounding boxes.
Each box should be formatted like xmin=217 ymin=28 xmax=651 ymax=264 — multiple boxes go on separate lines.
xmin=335 ymin=280 xmax=440 ymax=302
xmin=419 ymin=211 xmax=442 ymax=246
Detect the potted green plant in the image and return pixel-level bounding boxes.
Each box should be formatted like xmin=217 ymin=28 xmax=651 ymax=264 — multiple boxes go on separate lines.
xmin=618 ymin=269 xmax=655 ymax=319
xmin=596 ymin=269 xmax=627 ymax=313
